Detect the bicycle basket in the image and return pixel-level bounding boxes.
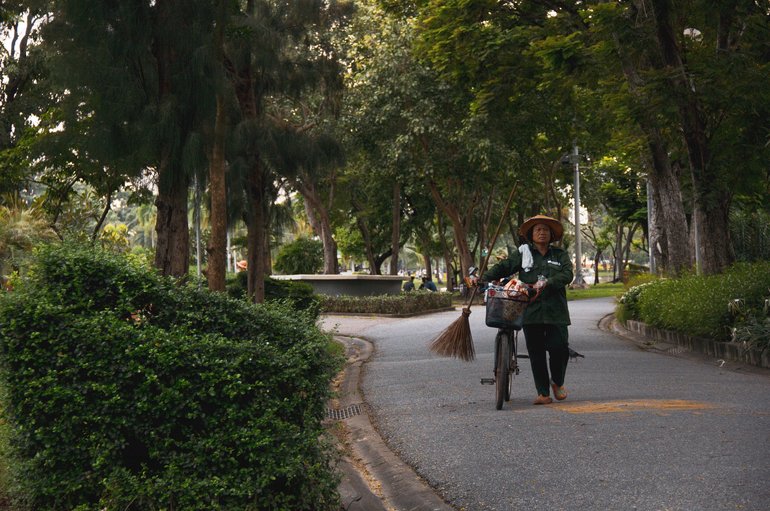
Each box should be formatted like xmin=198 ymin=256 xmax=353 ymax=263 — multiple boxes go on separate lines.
xmin=485 ymin=288 xmax=529 ymax=330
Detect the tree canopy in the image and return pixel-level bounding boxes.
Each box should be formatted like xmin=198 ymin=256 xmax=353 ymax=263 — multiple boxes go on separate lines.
xmin=2 ymin=0 xmax=768 ymax=288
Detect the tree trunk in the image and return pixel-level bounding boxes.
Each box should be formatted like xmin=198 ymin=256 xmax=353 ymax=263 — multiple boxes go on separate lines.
xmin=304 ymin=197 xmax=322 ymax=238
xmin=374 ymin=249 xmax=391 ymax=275
xmin=390 ymin=181 xmax=401 ymax=275
xmin=613 ymin=224 xmax=623 ymax=282
xmin=206 ymin=94 xmax=228 ymax=292
xmin=651 ymin=0 xmax=734 ymax=274
xmin=246 ymin=162 xmax=267 ymax=303
xmin=479 ymin=194 xmax=493 ymax=261
xmin=152 ymin=0 xmax=189 ymax=278
xmin=592 ymin=250 xmax=601 ymax=285
xmin=695 ymin=191 xmax=734 ymax=274
xmin=422 ymin=254 xmax=432 ymax=282
xmin=228 ymin=14 xmax=269 ymax=303
xmin=298 ymin=180 xmax=338 ymax=274
xmin=613 ymin=29 xmax=691 ymax=276
xmin=354 ymin=213 xmax=378 ymax=274
xmin=350 ymin=199 xmax=378 ymax=274
xmin=154 ymin=159 xmax=190 ymax=278
xmin=428 ymin=180 xmax=477 ymax=278
xmin=437 ymin=214 xmax=455 ymax=291
xmin=647 ymin=177 xmax=664 ymax=275
xmin=622 ymin=223 xmax=638 ymax=274
xmin=646 ymin=146 xmax=691 ymax=276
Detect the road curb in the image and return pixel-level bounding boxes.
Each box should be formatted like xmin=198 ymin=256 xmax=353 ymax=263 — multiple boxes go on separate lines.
xmin=330 ymin=335 xmax=455 ymax=511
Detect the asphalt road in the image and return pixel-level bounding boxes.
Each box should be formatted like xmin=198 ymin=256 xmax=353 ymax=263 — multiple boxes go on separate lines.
xmin=322 ymin=297 xmax=770 ymax=511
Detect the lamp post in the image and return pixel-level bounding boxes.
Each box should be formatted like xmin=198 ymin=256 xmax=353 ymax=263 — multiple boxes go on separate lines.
xmin=572 ymin=143 xmax=584 ymax=286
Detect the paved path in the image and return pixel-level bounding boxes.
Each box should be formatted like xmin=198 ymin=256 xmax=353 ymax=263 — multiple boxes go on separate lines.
xmin=322 ymin=297 xmax=770 ymax=511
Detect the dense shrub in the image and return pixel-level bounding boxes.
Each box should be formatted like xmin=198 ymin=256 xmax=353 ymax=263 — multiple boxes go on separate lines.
xmin=616 ymin=279 xmax=660 ymax=324
xmin=0 ymin=242 xmax=341 ymax=510
xmin=320 ymin=291 xmax=453 ymax=315
xmin=731 ymin=314 xmax=770 ymax=352
xmin=730 ymin=208 xmax=770 ymax=262
xmin=274 ymin=237 xmax=323 ymax=275
xmin=616 ymin=261 xmax=770 ymax=342
xmin=226 ymin=272 xmax=320 ymax=317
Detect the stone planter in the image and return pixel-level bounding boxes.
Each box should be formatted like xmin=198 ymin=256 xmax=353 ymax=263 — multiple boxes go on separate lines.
xmin=625 ymin=320 xmax=770 ymax=369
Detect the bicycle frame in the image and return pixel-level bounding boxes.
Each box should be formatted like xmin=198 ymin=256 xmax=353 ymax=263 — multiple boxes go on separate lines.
xmin=480 ymin=327 xmax=530 ymax=409
xmin=480 ymin=282 xmax=531 ymax=409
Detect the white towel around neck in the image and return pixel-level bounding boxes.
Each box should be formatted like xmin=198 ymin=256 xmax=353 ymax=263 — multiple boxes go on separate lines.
xmin=519 ymin=244 xmax=533 ymax=272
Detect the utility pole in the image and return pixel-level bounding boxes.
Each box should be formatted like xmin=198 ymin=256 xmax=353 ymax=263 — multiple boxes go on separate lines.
xmin=573 ymin=143 xmax=584 ymax=286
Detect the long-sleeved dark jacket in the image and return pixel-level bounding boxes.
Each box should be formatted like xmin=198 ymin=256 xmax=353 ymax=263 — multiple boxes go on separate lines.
xmin=482 ymin=244 xmax=573 ymax=325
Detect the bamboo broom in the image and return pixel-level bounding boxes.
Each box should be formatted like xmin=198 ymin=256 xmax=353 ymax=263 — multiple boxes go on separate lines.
xmin=428 ymin=183 xmax=519 ymax=361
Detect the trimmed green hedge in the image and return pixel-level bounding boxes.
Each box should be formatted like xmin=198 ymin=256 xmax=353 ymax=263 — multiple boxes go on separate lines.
xmin=226 ymin=271 xmax=320 ymax=317
xmin=617 ymin=261 xmax=770 ymax=346
xmin=320 ymin=291 xmax=453 ymax=315
xmin=0 ymin=242 xmax=341 ymax=510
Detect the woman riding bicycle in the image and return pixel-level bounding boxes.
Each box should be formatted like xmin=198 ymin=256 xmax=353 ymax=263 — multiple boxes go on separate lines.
xmin=479 ymin=215 xmax=574 ymax=405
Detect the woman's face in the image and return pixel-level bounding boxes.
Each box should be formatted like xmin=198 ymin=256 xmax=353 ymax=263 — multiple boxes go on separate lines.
xmin=532 ymin=223 xmax=552 ymax=244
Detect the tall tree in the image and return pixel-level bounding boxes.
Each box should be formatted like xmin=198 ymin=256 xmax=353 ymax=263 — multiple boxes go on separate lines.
xmin=225 ymin=0 xmax=351 ymax=298
xmin=411 ymin=0 xmax=770 ymax=277
xmin=340 ymin=1 xmax=520 ymax=281
xmin=0 ymin=4 xmax=48 ymax=200
xmin=206 ymin=0 xmax=231 ymax=292
xmin=38 ymin=0 xmax=218 ymax=277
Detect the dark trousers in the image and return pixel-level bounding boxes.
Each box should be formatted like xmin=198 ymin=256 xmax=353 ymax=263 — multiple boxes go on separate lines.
xmin=522 ymin=324 xmax=569 ymax=397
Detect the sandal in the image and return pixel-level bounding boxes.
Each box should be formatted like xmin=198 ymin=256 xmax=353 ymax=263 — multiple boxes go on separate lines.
xmin=551 ymin=382 xmax=567 ymax=401
xmin=533 ymin=395 xmax=553 ymax=405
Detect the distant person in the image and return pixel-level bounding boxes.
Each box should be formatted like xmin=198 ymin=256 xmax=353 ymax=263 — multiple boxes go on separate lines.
xmin=403 ymin=275 xmax=415 ymax=292
xmin=420 ymin=277 xmax=438 ymax=292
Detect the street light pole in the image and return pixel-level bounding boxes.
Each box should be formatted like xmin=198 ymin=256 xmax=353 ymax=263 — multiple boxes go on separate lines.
xmin=573 ymin=143 xmax=584 ymax=286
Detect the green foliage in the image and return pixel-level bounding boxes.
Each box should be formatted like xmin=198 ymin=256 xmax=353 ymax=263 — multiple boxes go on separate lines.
xmin=616 ymin=280 xmax=662 ymax=324
xmin=0 ymin=242 xmax=341 ymax=510
xmin=730 ymin=208 xmax=770 ymax=263
xmin=625 ymin=273 xmax=660 ymax=289
xmin=731 ymin=314 xmax=770 ymax=353
xmin=566 ymin=282 xmax=624 ymax=301
xmin=320 ymin=291 xmax=452 ymax=315
xmin=226 ymin=272 xmax=321 ymax=318
xmin=0 ymin=200 xmax=57 ymax=277
xmin=274 ymin=237 xmax=324 ymax=275
xmin=334 ymin=224 xmax=366 ymax=263
xmin=616 ymin=262 xmax=770 ymax=341
xmin=98 ymin=223 xmax=131 ymax=253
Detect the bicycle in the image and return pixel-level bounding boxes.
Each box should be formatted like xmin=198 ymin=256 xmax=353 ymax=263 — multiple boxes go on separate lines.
xmin=479 ymin=281 xmax=537 ymax=410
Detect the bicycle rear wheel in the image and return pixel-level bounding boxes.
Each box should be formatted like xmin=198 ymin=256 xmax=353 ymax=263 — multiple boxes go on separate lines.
xmin=495 ymin=331 xmax=511 ymax=410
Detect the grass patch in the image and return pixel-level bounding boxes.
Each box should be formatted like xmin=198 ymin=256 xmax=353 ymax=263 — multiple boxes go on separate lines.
xmin=567 ymin=282 xmax=625 ymax=301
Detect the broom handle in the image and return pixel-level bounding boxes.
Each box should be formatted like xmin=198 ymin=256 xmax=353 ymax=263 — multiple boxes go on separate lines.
xmin=464 ymin=182 xmax=519 ymax=310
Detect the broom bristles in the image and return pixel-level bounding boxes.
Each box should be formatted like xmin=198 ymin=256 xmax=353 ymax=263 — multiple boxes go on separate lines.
xmin=428 ymin=308 xmax=475 ymax=361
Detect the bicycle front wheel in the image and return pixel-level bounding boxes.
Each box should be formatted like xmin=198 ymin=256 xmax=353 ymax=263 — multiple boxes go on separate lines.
xmin=495 ymin=330 xmax=511 ymax=410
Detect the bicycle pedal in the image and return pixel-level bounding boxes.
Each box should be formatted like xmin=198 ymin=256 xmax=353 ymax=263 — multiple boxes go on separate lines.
xmin=480 ymin=378 xmax=495 ymax=385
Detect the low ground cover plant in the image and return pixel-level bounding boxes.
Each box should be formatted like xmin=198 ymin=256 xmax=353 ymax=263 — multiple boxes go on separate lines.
xmin=616 ymin=261 xmax=770 ymax=350
xmin=0 ymin=242 xmax=342 ymax=510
